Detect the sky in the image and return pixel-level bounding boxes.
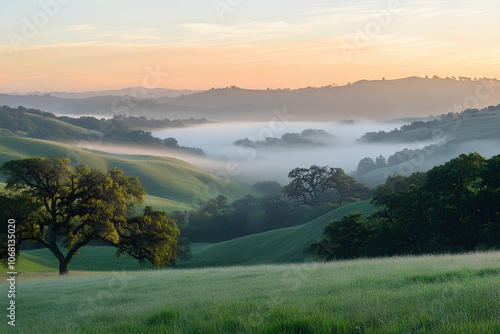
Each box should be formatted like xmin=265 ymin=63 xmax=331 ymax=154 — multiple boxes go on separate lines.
xmin=1 ymin=0 xmax=499 ymax=92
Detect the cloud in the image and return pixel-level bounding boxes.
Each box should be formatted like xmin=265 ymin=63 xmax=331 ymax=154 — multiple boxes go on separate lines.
xmin=66 ymin=25 xmax=97 ymax=31
xmin=178 ymin=22 xmax=293 ymax=43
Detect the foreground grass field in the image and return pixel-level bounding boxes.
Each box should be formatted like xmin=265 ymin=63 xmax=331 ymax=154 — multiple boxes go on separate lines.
xmin=1 ymin=251 xmax=499 ymax=333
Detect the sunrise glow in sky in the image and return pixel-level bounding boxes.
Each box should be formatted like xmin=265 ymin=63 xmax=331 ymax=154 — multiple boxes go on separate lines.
xmin=1 ymin=0 xmax=499 ymax=92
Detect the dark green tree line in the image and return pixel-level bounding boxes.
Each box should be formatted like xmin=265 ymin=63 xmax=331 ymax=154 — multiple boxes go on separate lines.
xmin=175 ymin=166 xmax=368 ymax=243
xmin=311 ymin=153 xmax=500 ymax=260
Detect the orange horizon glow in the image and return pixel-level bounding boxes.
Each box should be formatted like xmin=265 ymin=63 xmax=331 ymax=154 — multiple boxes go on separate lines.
xmin=1 ymin=1 xmax=499 ymax=93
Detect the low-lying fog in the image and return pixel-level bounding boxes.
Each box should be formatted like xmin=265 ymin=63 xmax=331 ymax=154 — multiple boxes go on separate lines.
xmin=78 ymin=120 xmax=499 ymax=187
xmin=149 ymin=121 xmax=431 ymax=184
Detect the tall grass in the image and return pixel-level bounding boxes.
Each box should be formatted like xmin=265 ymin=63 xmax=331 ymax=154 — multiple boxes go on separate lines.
xmin=1 ymin=251 xmax=499 ymax=333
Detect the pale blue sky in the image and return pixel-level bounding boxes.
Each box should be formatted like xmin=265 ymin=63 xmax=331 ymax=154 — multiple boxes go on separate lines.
xmin=1 ymin=0 xmax=499 ymax=91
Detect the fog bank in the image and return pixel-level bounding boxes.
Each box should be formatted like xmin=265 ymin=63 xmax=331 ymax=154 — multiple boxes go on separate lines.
xmin=152 ymin=121 xmax=430 ymax=184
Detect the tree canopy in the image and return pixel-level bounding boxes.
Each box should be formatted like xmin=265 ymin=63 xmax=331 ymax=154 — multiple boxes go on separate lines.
xmin=283 ymin=165 xmax=370 ymax=207
xmin=0 ymin=157 xmax=180 ymax=274
xmin=310 ymin=153 xmax=500 ymax=260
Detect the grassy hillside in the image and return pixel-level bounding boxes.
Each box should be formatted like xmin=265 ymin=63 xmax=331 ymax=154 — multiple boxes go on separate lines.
xmin=17 ymin=247 xmax=157 ymax=272
xmin=1 ymin=255 xmax=56 ymax=274
xmin=7 ymin=201 xmax=374 ymax=272
xmin=1 ymin=251 xmax=499 ymax=333
xmin=388 ymin=111 xmax=500 ymax=143
xmin=360 ymin=108 xmax=500 ymax=144
xmin=0 ymin=136 xmax=256 ymax=212
xmin=358 ymin=111 xmax=500 ymax=186
xmin=25 ymin=112 xmax=103 ymax=136
xmin=179 ymin=200 xmax=375 ymax=268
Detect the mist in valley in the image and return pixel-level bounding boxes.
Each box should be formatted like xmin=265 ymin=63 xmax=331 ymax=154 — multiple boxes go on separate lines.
xmin=150 ymin=120 xmax=433 ymax=185
xmin=74 ymin=116 xmax=500 ymax=188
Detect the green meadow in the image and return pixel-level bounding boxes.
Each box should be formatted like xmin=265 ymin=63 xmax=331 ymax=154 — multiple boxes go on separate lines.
xmin=1 ymin=201 xmax=498 ymax=333
xmin=1 ymin=251 xmax=499 ymax=333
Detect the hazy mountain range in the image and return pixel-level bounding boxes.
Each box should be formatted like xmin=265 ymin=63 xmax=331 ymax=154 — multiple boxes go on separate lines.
xmin=5 ymin=88 xmax=202 ymax=99
xmin=1 ymin=77 xmax=500 ymax=121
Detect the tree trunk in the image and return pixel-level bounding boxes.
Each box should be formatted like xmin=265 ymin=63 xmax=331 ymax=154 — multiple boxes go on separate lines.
xmin=59 ymin=260 xmax=69 ymax=275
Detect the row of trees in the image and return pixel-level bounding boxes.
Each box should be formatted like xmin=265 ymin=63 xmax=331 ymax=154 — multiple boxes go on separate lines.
xmin=359 ymin=104 xmax=500 ymax=144
xmin=311 ymin=153 xmax=500 ymax=260
xmin=174 ymin=166 xmax=370 ymax=242
xmin=173 ymin=195 xmax=296 ymax=242
xmin=0 ymin=105 xmax=204 ymax=155
xmin=233 ymin=129 xmax=332 ymax=148
xmin=112 ymin=115 xmax=208 ymax=129
xmin=355 ymin=146 xmax=437 ymax=176
xmin=427 ymin=75 xmax=499 ymax=82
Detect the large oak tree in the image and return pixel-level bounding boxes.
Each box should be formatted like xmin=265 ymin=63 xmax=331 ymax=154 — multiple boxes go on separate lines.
xmin=0 ymin=157 xmax=180 ymax=275
xmin=283 ymin=165 xmax=370 ymax=207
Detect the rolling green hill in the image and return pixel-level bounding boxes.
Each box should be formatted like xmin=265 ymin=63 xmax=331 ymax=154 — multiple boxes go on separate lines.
xmin=6 ymin=200 xmax=375 ymax=272
xmin=401 ymin=111 xmax=500 ymax=143
xmin=358 ymin=110 xmax=500 ymax=186
xmin=0 ymin=136 xmax=256 ymax=212
xmin=360 ymin=140 xmax=500 ymax=186
xmin=15 ymin=247 xmax=156 ymax=272
xmin=360 ymin=108 xmax=500 ymax=144
xmin=177 ymin=200 xmax=375 ymax=267
xmin=25 ymin=112 xmax=103 ymax=136
xmin=1 ymin=255 xmax=56 ymax=274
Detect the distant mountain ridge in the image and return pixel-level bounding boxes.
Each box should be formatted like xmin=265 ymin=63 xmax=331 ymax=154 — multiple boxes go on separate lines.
xmin=2 ymin=77 xmax=500 ymax=121
xmin=6 ymin=88 xmax=202 ymax=99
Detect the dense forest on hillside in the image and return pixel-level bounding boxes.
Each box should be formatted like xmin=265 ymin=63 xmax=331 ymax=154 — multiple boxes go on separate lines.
xmin=311 ymin=153 xmax=500 ymax=260
xmin=0 ymin=105 xmax=205 ymax=155
xmin=175 ymin=167 xmax=370 ymax=242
